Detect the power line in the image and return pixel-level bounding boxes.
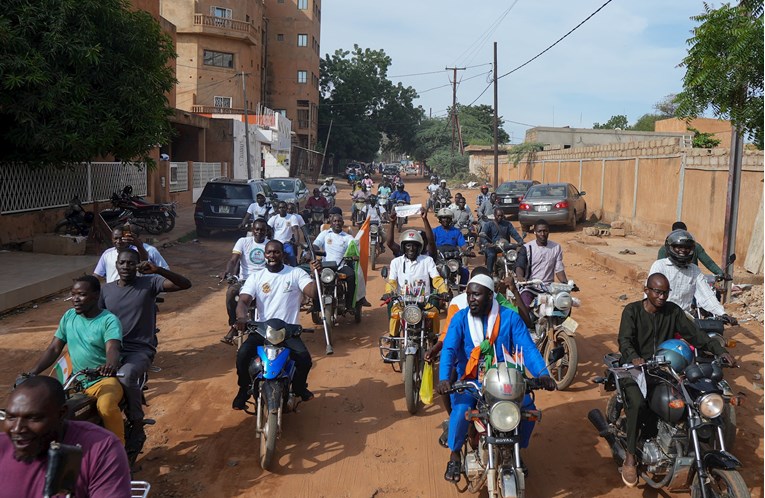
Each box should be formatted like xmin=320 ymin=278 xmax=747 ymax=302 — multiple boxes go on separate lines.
xmin=455 ymin=0 xmax=521 ymax=68
xmin=497 ymin=0 xmax=614 ymax=81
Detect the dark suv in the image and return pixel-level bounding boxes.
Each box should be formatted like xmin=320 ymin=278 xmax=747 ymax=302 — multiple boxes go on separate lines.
xmin=194 ymin=178 xmax=276 ymax=236
xmin=495 ymin=180 xmax=539 ymax=218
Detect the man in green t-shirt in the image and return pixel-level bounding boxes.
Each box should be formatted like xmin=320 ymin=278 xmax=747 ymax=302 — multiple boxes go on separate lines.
xmin=24 ymin=276 xmax=124 ymax=443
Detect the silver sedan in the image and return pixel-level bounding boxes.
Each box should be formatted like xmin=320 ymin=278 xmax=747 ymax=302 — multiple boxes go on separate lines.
xmin=518 ymin=182 xmax=587 ymax=231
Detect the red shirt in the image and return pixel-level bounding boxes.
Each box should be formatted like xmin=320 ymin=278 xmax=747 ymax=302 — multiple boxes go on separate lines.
xmin=305 ymin=196 xmax=329 ymax=209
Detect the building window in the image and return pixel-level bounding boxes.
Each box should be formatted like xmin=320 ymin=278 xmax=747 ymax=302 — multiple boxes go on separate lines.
xmin=213 ymin=96 xmax=233 ymax=109
xmin=297 ymin=100 xmax=309 ymax=108
xmin=203 ymin=50 xmax=234 ymax=68
xmin=276 ymin=33 xmax=284 ymax=41
xmin=275 ymin=109 xmax=287 ymax=117
xmin=297 ymin=34 xmax=308 ymax=47
xmin=210 ymin=6 xmax=232 ymax=27
xmin=297 ymin=70 xmax=307 ymax=84
xmin=297 ymin=110 xmax=309 ymax=129
xmin=298 ymin=0 xmax=308 ymax=10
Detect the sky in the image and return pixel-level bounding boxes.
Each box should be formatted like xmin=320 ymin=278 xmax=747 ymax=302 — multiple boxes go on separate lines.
xmin=320 ymin=0 xmax=713 ymax=144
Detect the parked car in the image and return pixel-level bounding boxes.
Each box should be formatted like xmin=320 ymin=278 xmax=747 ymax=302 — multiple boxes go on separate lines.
xmin=266 ymin=177 xmax=308 ymax=209
xmin=518 ymin=182 xmax=586 ymax=231
xmin=404 ymin=164 xmax=418 ymax=175
xmin=194 ymin=177 xmax=276 ymax=237
xmin=495 ymin=180 xmax=539 ymax=218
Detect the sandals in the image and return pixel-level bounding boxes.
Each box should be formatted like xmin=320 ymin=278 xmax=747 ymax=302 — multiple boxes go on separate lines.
xmin=444 ymin=459 xmax=461 ymax=483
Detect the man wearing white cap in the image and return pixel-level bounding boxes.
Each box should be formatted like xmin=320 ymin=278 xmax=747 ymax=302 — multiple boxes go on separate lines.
xmin=436 ymin=273 xmax=556 ymax=483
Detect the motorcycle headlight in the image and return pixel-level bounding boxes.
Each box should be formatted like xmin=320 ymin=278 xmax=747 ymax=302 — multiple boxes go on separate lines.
xmin=265 ymin=326 xmax=286 ymax=345
xmin=446 ymin=259 xmax=460 ymax=273
xmin=506 ymin=249 xmax=517 ymax=262
xmin=402 ymin=305 xmax=423 ymax=325
xmin=370 ymin=224 xmax=379 ymax=234
xmin=554 ymin=292 xmax=573 ymax=311
xmin=488 ymin=401 xmax=521 ymax=432
xmin=320 ymin=268 xmax=336 ymax=284
xmin=698 ymin=393 xmax=725 ymax=418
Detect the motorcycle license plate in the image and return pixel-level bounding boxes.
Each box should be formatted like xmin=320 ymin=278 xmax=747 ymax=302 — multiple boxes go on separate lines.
xmin=218 ymin=205 xmax=230 ymax=214
xmin=560 ymin=317 xmax=579 ymax=334
xmin=537 ymin=205 xmax=551 ymax=212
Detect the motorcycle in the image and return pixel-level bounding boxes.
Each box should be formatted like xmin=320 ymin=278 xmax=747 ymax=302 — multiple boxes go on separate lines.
xmin=54 ymin=368 xmax=155 ymax=469
xmin=432 ymin=195 xmax=451 ymax=213
xmin=307 ymin=208 xmax=326 ymax=237
xmin=436 ymin=244 xmax=472 ymax=295
xmin=120 ymin=185 xmax=177 ymax=233
xmin=395 ymin=201 xmax=408 ymax=233
xmin=377 ymin=193 xmax=391 ymax=217
xmin=443 ymin=352 xmax=561 ymax=498
xmin=517 ymin=278 xmax=581 ymax=390
xmin=55 ymin=196 xmax=95 ymax=236
xmin=109 ymin=193 xmax=171 ymax=235
xmin=352 ymin=200 xmax=367 ymax=226
xmin=370 ymin=221 xmax=383 ymax=271
xmin=243 ymin=319 xmax=313 ymax=470
xmin=458 ymin=223 xmax=479 ymax=266
xmin=378 ymin=284 xmax=443 ymax=414
xmin=488 ymin=238 xmax=519 ymax=281
xmin=589 ymin=354 xmax=748 ymax=497
xmin=321 ymin=190 xmax=336 ymax=209
xmin=310 ymin=256 xmax=362 ymax=338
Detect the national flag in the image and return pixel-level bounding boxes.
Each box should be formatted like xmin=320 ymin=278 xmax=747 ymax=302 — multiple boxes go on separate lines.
xmin=343 ymin=214 xmax=370 ymax=306
xmin=503 ymin=344 xmax=525 ymax=374
xmin=51 ymin=351 xmax=73 ymax=384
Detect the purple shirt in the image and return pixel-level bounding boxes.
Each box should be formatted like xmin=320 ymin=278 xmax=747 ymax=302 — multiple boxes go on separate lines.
xmin=0 ymin=420 xmax=131 ymax=498
xmin=523 ymin=240 xmax=564 ymax=283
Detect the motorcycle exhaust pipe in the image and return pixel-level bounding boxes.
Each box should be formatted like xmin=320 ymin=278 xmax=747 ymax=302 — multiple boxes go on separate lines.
xmin=588 ymin=409 xmax=626 ymax=461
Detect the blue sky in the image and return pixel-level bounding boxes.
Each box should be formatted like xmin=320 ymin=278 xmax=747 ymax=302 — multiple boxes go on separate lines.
xmin=320 ymin=0 xmax=712 ymax=143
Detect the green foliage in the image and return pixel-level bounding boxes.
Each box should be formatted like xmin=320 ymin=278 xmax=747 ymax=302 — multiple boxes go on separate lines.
xmin=428 ymin=149 xmax=469 ymax=178
xmin=318 ymin=45 xmax=424 ymax=164
xmin=675 ymin=2 xmax=763 ymax=149
xmin=687 ymin=127 xmax=722 ymax=148
xmin=507 ymin=142 xmax=545 ymax=166
xmin=653 ymin=94 xmax=680 ymax=117
xmin=0 ymin=0 xmax=177 ymax=168
xmin=593 ymin=114 xmax=629 ymax=130
xmin=632 ymin=113 xmax=663 ymax=132
xmin=457 ymin=105 xmax=510 ymax=145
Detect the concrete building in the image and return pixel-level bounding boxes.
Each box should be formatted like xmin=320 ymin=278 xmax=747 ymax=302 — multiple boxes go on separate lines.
xmin=263 ymin=0 xmax=321 ymax=150
xmin=655 ymin=117 xmax=733 ymax=149
xmin=160 ymin=0 xmax=266 ymax=114
xmin=525 ymin=126 xmax=688 ymax=149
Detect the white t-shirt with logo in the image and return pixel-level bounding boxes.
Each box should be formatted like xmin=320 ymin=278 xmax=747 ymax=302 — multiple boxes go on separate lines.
xmin=388 ymin=254 xmax=440 ymax=296
xmin=268 ymin=214 xmax=295 ymax=243
xmin=232 ymin=237 xmax=269 ymax=280
xmin=314 ymin=229 xmax=353 ymax=264
xmin=247 ymin=202 xmax=271 ymax=219
xmin=240 ymin=265 xmax=313 ymax=324
xmin=362 ymin=204 xmax=386 ymax=224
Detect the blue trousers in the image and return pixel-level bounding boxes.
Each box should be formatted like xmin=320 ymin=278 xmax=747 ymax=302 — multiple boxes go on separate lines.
xmin=448 ymin=391 xmax=536 ymax=451
xmin=283 ymin=242 xmax=297 ymax=266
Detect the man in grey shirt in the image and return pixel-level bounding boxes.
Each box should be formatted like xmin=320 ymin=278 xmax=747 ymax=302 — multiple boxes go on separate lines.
xmin=99 ymin=249 xmax=191 ymax=459
xmin=514 ymin=219 xmax=568 ymax=307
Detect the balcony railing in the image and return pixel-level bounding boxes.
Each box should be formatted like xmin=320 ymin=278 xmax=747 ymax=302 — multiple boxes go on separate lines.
xmin=191 ymin=105 xmax=246 ymax=115
xmin=192 ymin=14 xmax=257 ymax=44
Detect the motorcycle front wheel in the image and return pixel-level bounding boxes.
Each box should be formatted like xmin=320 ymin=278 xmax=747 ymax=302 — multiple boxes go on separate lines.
xmin=544 ymin=330 xmax=578 ymax=390
xmin=162 ymin=212 xmax=176 ymax=233
xmin=259 ymin=408 xmax=278 ymax=470
xmin=691 ymin=468 xmax=749 ymax=498
xmin=404 ymin=353 xmax=421 ymax=415
xmin=142 ymin=213 xmax=166 ymax=235
xmin=371 ymin=244 xmax=377 ymax=271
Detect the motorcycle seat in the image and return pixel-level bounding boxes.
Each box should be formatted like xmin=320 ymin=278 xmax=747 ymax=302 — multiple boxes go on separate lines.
xmin=321 ymin=261 xmax=338 ymax=270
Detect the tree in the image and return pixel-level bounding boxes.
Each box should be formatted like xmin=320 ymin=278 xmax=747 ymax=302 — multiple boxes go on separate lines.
xmin=631 ymin=113 xmax=663 ymax=132
xmin=457 ymin=104 xmax=510 ymax=146
xmin=0 ymin=0 xmax=177 ymax=168
xmin=653 ymin=93 xmax=680 ymax=117
xmin=687 ymin=127 xmax=722 ymax=148
xmin=593 ymin=115 xmax=629 ymax=130
xmin=318 ymin=45 xmax=423 ymax=165
xmin=675 ymin=1 xmax=763 ymax=148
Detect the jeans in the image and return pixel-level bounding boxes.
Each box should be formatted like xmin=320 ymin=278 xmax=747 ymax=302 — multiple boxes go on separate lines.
xmin=236 ymin=332 xmax=312 ymax=396
xmin=119 ymin=350 xmax=154 ymax=422
xmin=84 ymin=377 xmax=125 ymax=444
xmin=485 ymin=246 xmax=499 ymax=274
xmin=225 ymin=280 xmax=244 ymax=326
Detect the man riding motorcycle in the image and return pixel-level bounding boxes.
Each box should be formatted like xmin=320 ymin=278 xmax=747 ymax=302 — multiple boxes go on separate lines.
xmin=436 ymin=274 xmax=556 ymax=482
xmin=381 ymin=230 xmax=449 ymax=361
xmin=479 ymin=207 xmax=524 ymax=275
xmin=433 ymin=208 xmax=470 ymax=287
xmin=390 ymin=183 xmax=411 ymax=205
xmin=476 ymin=184 xmax=491 ymax=211
xmin=649 ymin=229 xmax=737 ymax=324
xmin=615 ymin=272 xmax=736 ymax=487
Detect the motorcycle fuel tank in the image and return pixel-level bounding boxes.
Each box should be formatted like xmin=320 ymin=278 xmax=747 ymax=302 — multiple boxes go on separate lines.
xmin=258 ymin=346 xmax=292 ymax=380
xmin=649 ymin=383 xmax=686 ymax=424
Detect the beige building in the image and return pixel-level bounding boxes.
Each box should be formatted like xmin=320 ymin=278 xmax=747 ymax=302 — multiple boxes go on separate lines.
xmin=161 ymin=0 xmax=266 ymax=114
xmin=263 ymin=0 xmax=321 ymax=150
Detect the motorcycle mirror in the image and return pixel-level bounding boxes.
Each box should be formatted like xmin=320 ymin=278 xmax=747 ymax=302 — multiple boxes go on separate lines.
xmin=548 ymin=345 xmax=565 ymax=364
xmin=728 ymin=254 xmax=736 ymax=265
xmin=380 ymin=267 xmax=389 ymax=279
xmin=43 ymin=442 xmax=83 ymax=498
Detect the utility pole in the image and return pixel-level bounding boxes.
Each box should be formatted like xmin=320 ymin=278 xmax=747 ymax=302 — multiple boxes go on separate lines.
xmin=239 ymin=71 xmax=254 ymax=179
xmin=493 ymin=42 xmax=499 ymax=189
xmin=721 ymin=126 xmax=744 ymax=302
xmin=320 ymin=119 xmax=333 ymax=177
xmin=445 ymin=66 xmax=466 ymax=156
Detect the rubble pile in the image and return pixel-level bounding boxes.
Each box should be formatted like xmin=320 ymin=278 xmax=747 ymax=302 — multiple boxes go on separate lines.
xmin=732 ymin=284 xmax=764 ymax=323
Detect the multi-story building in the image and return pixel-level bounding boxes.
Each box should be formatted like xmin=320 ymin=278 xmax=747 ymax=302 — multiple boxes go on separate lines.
xmin=263 ymin=0 xmax=321 ymax=150
xmin=160 ymin=0 xmax=266 ymax=114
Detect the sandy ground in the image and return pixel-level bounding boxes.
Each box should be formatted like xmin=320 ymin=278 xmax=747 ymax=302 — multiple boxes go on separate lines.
xmin=0 ymin=177 xmax=762 ymax=498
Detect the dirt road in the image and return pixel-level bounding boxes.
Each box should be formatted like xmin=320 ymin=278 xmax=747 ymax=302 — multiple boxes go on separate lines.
xmin=0 ymin=177 xmax=762 ymax=497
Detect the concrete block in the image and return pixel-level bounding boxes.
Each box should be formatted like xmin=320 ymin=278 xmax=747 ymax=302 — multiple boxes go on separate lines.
xmin=610 ymin=228 xmax=627 ymax=237
xmin=610 ymin=220 xmax=625 ymax=229
xmin=33 ymin=234 xmax=87 ymax=256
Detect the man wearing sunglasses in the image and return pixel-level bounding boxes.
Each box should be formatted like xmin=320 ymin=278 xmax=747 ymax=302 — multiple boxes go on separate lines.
xmin=616 ymin=272 xmax=736 ymax=487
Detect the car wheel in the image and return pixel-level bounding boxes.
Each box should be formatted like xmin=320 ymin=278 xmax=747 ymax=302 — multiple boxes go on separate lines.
xmin=580 ymin=205 xmax=587 ymax=222
xmin=569 ymin=211 xmax=577 ymax=230
xmin=196 ymin=225 xmax=211 ymax=237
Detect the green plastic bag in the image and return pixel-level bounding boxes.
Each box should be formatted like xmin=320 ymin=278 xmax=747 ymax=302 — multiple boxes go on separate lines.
xmin=420 ymin=362 xmax=434 ymax=405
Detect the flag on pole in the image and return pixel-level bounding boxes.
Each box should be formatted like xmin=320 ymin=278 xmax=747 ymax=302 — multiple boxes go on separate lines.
xmin=502 ymin=344 xmax=525 ymax=374
xmin=343 ymin=214 xmax=371 ymax=306
xmin=50 ymin=351 xmax=73 ymax=383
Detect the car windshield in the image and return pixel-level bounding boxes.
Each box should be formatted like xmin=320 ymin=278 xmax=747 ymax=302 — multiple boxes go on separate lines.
xmin=526 ymin=185 xmax=567 ymax=198
xmin=267 ymin=179 xmax=295 ymax=193
xmin=496 ymin=182 xmax=531 ymax=194
xmin=202 ymin=183 xmax=252 ymax=200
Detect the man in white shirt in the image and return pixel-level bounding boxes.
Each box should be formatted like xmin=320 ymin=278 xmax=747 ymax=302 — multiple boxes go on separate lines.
xmin=313 ymin=214 xmax=371 ymax=310
xmin=93 ymin=226 xmax=169 ymax=283
xmin=381 ymin=230 xmax=448 ymax=361
xmin=239 ymin=193 xmax=272 ymax=229
xmin=287 ymin=202 xmax=306 ymax=250
xmin=220 ymin=219 xmax=270 ymax=345
xmin=232 ymin=240 xmax=320 ymax=409
xmin=649 ymin=229 xmax=736 ymax=323
xmin=268 ymin=201 xmax=298 ymax=266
